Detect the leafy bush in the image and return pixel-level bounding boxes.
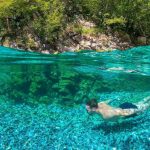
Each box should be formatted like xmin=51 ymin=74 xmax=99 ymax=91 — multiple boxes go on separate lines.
xmin=0 ymin=0 xmax=65 ymax=45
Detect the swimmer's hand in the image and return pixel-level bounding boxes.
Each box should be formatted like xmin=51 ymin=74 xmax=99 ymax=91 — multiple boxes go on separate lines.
xmin=86 ymin=105 xmax=91 ymax=113
xmin=86 ymin=105 xmax=96 ymax=115
xmin=86 ymin=105 xmax=94 ymax=115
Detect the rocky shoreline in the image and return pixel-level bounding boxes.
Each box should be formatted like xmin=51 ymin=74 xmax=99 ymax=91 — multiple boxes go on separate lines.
xmin=0 ymin=32 xmax=133 ymax=54
xmin=0 ymin=20 xmax=148 ymax=54
xmin=56 ymin=32 xmax=133 ymax=53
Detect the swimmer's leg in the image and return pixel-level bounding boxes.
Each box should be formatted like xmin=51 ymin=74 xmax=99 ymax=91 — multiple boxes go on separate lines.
xmin=135 ymin=99 xmax=150 ymax=113
xmin=143 ymin=96 xmax=150 ymax=103
xmin=134 ymin=96 xmax=150 ymax=106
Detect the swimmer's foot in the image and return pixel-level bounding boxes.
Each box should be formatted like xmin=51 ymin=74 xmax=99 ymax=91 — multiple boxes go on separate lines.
xmin=143 ymin=96 xmax=150 ymax=103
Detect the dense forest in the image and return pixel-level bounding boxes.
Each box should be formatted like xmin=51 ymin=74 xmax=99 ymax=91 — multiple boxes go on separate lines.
xmin=0 ymin=0 xmax=150 ymax=52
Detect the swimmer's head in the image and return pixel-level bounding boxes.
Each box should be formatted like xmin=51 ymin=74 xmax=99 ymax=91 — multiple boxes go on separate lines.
xmin=86 ymin=99 xmax=98 ymax=109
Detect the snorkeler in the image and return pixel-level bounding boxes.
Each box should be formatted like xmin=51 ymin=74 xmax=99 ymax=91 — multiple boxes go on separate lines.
xmin=86 ymin=96 xmax=150 ymax=120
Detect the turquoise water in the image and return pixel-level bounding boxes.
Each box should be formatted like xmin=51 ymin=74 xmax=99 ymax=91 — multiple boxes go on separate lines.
xmin=0 ymin=46 xmax=150 ymax=149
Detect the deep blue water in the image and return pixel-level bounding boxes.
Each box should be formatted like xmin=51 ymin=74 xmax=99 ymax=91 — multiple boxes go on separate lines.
xmin=0 ymin=46 xmax=150 ymax=149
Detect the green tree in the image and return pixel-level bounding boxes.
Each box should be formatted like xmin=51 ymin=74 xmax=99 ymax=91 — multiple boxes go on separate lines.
xmin=0 ymin=0 xmax=65 ymax=46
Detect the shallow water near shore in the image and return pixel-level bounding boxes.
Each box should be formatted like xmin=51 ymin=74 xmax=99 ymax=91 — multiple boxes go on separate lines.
xmin=0 ymin=46 xmax=150 ymax=149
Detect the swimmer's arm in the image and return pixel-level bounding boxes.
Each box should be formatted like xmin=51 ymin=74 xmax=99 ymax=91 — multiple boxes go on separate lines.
xmin=100 ymin=99 xmax=112 ymax=104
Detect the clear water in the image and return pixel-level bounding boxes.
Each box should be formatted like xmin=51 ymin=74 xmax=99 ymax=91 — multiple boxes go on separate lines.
xmin=0 ymin=46 xmax=150 ymax=149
